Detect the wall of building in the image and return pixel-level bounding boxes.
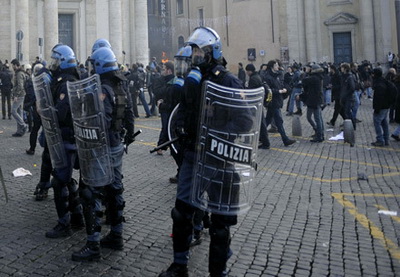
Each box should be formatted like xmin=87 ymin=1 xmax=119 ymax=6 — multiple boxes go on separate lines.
xmin=0 ymin=0 xmax=148 ymax=68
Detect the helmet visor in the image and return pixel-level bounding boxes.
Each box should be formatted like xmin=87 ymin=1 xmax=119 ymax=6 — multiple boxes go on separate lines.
xmin=186 ymin=27 xmax=219 ymax=49
xmin=174 ymin=57 xmax=191 ymax=77
xmin=49 ymin=57 xmax=60 ymax=71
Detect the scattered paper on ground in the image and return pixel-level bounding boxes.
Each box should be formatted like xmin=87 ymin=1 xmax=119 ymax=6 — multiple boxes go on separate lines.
xmin=378 ymin=210 xmax=397 ymax=216
xmin=329 ymin=131 xmax=344 ymax=141
xmin=12 ymin=168 xmax=32 ymax=177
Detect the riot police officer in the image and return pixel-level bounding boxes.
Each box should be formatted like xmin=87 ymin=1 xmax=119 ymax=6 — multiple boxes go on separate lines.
xmin=71 ymin=46 xmax=134 ymax=261
xmin=42 ymin=44 xmax=84 ymax=238
xmin=159 ymin=27 xmax=257 ymax=277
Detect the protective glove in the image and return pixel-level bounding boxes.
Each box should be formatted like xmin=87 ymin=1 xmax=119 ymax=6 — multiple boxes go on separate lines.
xmin=124 ymin=132 xmax=135 ymax=145
xmin=175 ymin=127 xmax=187 ymax=139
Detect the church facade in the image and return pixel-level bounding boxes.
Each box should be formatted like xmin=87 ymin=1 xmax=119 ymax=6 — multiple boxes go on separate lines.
xmin=0 ymin=0 xmax=149 ymax=66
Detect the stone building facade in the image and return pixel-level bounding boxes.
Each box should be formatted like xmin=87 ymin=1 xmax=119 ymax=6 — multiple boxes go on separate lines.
xmin=166 ymin=0 xmax=399 ymax=72
xmin=0 ymin=0 xmax=149 ymax=67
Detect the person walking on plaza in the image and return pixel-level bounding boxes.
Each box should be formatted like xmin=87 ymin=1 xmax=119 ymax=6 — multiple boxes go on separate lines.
xmin=370 ymin=67 xmax=397 ymax=147
xmin=10 ymin=59 xmax=28 ymax=137
xmin=159 ymin=26 xmax=256 ymax=277
xmin=23 ymin=63 xmax=41 ymax=155
xmin=351 ymin=62 xmax=363 ymax=123
xmin=340 ymin=63 xmax=356 ymax=130
xmin=264 ymin=59 xmax=296 ymax=147
xmin=287 ymin=63 xmax=303 ymax=116
xmin=238 ymin=62 xmax=246 ymax=85
xmin=391 ymin=73 xmax=400 ymax=141
xmin=71 ymin=46 xmax=135 ymax=261
xmin=298 ymin=64 xmax=325 ymax=142
xmin=39 ymin=44 xmax=84 ymax=238
xmin=0 ymin=63 xmax=13 ymax=120
xmin=154 ymin=61 xmax=176 ymax=155
xmin=245 ymin=63 xmax=270 ymax=149
xmin=327 ymin=64 xmax=344 ymax=127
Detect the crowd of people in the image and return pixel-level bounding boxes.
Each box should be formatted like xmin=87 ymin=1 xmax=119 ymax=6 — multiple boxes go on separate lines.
xmin=0 ymin=27 xmax=399 ymax=277
xmin=241 ymin=58 xmax=400 ymax=146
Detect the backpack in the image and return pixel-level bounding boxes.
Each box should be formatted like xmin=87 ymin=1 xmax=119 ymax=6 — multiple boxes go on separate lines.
xmin=262 ymin=82 xmax=272 ymax=107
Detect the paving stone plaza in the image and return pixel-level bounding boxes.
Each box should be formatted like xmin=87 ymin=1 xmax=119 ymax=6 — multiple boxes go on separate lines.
xmin=0 ymin=97 xmax=399 ymax=276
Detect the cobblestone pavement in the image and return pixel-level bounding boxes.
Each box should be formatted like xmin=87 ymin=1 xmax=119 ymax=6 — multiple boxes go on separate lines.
xmin=0 ymin=96 xmax=399 ymax=277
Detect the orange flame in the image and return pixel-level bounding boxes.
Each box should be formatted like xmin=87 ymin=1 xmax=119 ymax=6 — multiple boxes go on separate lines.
xmin=161 ymin=51 xmax=169 ymax=63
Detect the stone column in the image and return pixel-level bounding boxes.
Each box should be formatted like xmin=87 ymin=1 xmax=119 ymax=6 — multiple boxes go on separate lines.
xmin=286 ymin=0 xmax=306 ymax=64
xmin=109 ymin=0 xmax=123 ymax=62
xmin=304 ymin=0 xmax=318 ymax=62
xmin=134 ymin=0 xmax=149 ymax=66
xmin=360 ymin=0 xmax=376 ymax=62
xmin=15 ymin=0 xmax=29 ymax=63
xmin=44 ymin=0 xmax=59 ymax=62
xmin=85 ymin=0 xmax=97 ymax=55
xmin=395 ymin=0 xmax=400 ymax=54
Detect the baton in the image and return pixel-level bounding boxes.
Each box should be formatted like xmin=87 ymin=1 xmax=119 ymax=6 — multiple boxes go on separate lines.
xmin=124 ymin=129 xmax=142 ymax=154
xmin=149 ymin=137 xmax=180 ymax=153
xmin=0 ymin=166 xmax=8 ymax=203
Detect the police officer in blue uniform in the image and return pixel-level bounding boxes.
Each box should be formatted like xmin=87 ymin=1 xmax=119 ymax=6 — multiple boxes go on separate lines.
xmin=45 ymin=45 xmax=84 ymax=238
xmin=71 ymin=46 xmax=134 ymax=261
xmin=159 ymin=27 xmax=251 ymax=277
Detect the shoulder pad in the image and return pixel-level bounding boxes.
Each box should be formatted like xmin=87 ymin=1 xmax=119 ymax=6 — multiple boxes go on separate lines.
xmin=174 ymin=77 xmax=184 ymax=87
xmin=115 ymin=72 xmax=127 ymax=82
xmin=211 ymin=65 xmax=228 ymax=77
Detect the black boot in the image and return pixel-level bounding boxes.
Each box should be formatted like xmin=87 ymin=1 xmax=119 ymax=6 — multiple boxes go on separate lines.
xmin=45 ymin=222 xmax=72 ymax=238
xmin=71 ymin=241 xmax=101 ymax=262
xmin=190 ymin=229 xmax=202 ymax=247
xmin=70 ymin=213 xmax=85 ymax=230
xmin=100 ymin=231 xmax=123 ymax=250
xmin=159 ymin=263 xmax=189 ymax=277
xmin=33 ymin=183 xmax=49 ymax=201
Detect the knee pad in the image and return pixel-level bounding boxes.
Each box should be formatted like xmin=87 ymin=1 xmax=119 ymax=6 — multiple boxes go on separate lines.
xmin=171 ymin=207 xmax=191 ymax=225
xmin=210 ymin=226 xmax=230 ymax=246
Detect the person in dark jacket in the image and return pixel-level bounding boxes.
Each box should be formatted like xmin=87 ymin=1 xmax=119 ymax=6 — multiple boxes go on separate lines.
xmin=238 ymin=62 xmax=246 ymax=85
xmin=154 ymin=61 xmax=177 ymax=155
xmin=264 ymin=60 xmax=296 ymax=146
xmin=43 ymin=44 xmax=84 ymax=239
xmin=246 ymin=63 xmax=270 ymax=149
xmin=22 ymin=64 xmax=42 ymax=155
xmin=391 ymin=73 xmax=400 ymax=141
xmin=299 ymin=64 xmax=325 ymax=142
xmin=371 ymin=68 xmax=395 ymax=146
xmin=159 ymin=27 xmax=254 ymax=277
xmin=327 ymin=64 xmax=344 ymax=127
xmin=72 ymin=46 xmax=135 ymax=261
xmin=339 ymin=63 xmax=356 ymax=130
xmin=0 ymin=63 xmax=13 ymax=119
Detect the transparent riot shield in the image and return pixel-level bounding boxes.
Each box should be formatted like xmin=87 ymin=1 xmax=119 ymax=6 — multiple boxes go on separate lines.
xmin=191 ymin=81 xmax=264 ymax=215
xmin=167 ymin=103 xmax=180 ymax=154
xmin=67 ymin=74 xmax=113 ymax=187
xmin=33 ymin=72 xmax=68 ymax=169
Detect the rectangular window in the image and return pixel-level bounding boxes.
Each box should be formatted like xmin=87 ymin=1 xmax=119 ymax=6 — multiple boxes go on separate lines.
xmin=58 ymin=14 xmax=74 ymax=49
xmin=198 ymin=8 xmax=204 ymax=26
xmin=176 ymin=0 xmax=183 ymax=15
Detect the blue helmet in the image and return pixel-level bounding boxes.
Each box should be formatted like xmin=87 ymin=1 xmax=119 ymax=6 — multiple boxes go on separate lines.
xmin=174 ymin=46 xmax=192 ymax=77
xmin=91 ymin=47 xmax=118 ymax=75
xmin=92 ymin=38 xmax=112 ymax=54
xmin=186 ymin=27 xmax=222 ymax=61
xmin=49 ymin=44 xmax=77 ymax=71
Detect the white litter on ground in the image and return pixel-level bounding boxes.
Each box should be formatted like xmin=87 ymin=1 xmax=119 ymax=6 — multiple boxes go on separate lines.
xmin=12 ymin=168 xmax=32 ymax=177
xmin=378 ymin=210 xmax=397 ymax=216
xmin=329 ymin=131 xmax=344 ymax=141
